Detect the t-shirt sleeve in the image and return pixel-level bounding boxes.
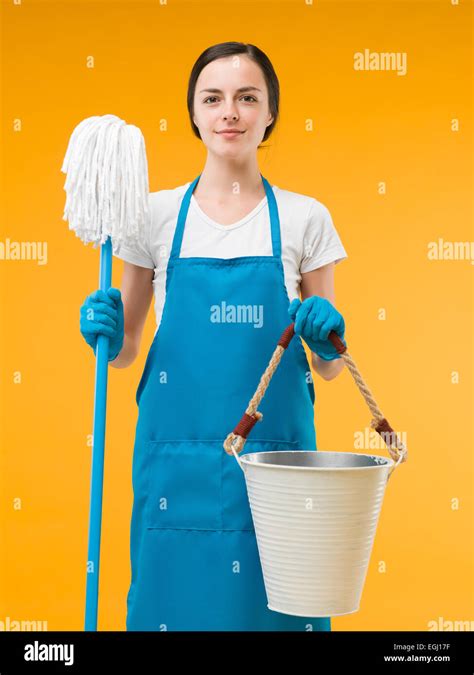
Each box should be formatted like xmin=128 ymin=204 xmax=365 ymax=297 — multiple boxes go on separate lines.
xmin=113 ymin=197 xmax=155 ymax=269
xmin=300 ymin=199 xmax=348 ymax=273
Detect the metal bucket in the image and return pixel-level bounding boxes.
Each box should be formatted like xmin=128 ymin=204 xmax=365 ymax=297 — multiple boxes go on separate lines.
xmin=223 ymin=323 xmax=407 ymax=618
xmin=236 ymin=449 xmax=394 ymax=617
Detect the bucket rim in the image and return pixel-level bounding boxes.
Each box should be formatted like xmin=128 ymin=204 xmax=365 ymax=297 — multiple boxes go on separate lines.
xmin=238 ymin=449 xmax=395 ymax=471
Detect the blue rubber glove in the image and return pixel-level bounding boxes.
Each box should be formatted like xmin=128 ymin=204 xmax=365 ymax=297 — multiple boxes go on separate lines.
xmin=288 ymin=296 xmax=346 ymax=361
xmin=80 ymin=288 xmax=124 ymax=362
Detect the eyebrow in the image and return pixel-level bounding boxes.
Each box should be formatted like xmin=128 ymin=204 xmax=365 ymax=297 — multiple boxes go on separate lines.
xmin=199 ymin=86 xmax=262 ymax=94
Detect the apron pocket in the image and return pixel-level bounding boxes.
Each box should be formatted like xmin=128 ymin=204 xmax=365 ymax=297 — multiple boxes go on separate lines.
xmin=221 ymin=439 xmax=301 ymax=531
xmin=145 ymin=440 xmax=222 ymax=530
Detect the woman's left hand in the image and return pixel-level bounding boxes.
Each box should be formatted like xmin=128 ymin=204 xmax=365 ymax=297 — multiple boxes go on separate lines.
xmin=288 ymin=296 xmax=346 ymax=361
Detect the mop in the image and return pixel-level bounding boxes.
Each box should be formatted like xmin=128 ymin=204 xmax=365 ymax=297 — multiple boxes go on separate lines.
xmin=61 ymin=114 xmax=150 ymax=630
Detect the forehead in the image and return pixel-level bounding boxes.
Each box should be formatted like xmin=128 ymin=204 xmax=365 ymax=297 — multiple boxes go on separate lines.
xmin=196 ymin=55 xmax=265 ymax=91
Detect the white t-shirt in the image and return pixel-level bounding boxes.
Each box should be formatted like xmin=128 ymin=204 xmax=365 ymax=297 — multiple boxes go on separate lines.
xmin=114 ymin=182 xmax=348 ymax=332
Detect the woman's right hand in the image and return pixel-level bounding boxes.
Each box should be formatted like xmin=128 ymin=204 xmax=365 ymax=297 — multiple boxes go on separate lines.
xmin=80 ymin=288 xmax=124 ymax=362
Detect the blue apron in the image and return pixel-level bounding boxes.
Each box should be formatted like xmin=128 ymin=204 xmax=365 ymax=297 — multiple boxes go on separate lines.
xmin=126 ymin=175 xmax=332 ymax=631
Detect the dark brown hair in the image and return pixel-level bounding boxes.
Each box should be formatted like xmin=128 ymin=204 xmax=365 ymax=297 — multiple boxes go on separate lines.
xmin=187 ymin=42 xmax=280 ymax=147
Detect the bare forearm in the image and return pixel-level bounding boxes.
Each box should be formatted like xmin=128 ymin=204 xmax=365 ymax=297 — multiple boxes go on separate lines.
xmin=109 ymin=333 xmax=138 ymax=369
xmin=312 ymin=353 xmax=345 ymax=381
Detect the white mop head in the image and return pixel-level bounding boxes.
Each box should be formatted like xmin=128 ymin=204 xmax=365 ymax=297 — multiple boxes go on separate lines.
xmin=61 ymin=114 xmax=150 ymax=253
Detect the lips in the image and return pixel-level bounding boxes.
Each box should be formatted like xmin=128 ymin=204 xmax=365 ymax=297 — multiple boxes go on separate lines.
xmin=216 ymin=130 xmax=245 ymax=135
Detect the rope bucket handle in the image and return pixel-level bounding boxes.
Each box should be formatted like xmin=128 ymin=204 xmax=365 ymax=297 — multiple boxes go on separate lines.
xmin=223 ymin=324 xmax=408 ymax=482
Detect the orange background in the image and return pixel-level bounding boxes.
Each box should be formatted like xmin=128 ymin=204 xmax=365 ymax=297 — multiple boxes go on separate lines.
xmin=0 ymin=0 xmax=472 ymax=631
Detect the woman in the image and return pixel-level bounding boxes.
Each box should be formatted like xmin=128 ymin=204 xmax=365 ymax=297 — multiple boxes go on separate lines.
xmin=80 ymin=42 xmax=348 ymax=631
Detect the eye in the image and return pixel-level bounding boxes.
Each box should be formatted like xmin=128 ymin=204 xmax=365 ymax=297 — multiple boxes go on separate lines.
xmin=202 ymin=95 xmax=257 ymax=104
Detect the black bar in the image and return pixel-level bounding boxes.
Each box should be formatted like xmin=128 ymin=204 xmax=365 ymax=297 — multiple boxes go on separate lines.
xmin=0 ymin=630 xmax=471 ymax=673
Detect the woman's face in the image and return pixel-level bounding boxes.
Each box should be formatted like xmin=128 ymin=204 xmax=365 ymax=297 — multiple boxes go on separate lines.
xmin=192 ymin=55 xmax=274 ymax=159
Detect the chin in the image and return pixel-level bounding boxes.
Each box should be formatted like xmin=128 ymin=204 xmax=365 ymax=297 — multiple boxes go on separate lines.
xmin=213 ymin=147 xmax=246 ymax=160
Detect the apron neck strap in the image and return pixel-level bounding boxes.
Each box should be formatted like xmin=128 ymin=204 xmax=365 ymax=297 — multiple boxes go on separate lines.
xmin=169 ymin=173 xmax=282 ymax=260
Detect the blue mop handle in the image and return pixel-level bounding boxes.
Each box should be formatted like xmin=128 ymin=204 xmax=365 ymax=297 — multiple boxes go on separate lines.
xmin=84 ymin=236 xmax=113 ymax=631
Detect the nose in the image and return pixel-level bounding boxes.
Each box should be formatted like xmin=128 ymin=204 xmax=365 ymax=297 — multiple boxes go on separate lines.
xmin=222 ymin=99 xmax=239 ymax=121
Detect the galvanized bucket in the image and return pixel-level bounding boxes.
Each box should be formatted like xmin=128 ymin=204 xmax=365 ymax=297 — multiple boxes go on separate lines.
xmin=223 ymin=324 xmax=407 ymax=618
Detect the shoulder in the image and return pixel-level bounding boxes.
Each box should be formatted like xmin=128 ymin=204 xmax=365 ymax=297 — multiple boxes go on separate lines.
xmin=148 ymin=182 xmax=190 ymax=214
xmin=140 ymin=184 xmax=191 ymax=252
xmin=273 ymin=185 xmax=332 ymax=226
xmin=146 ymin=182 xmax=192 ymax=239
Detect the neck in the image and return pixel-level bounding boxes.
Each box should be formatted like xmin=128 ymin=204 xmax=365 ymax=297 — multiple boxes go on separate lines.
xmin=194 ymin=153 xmax=263 ymax=199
